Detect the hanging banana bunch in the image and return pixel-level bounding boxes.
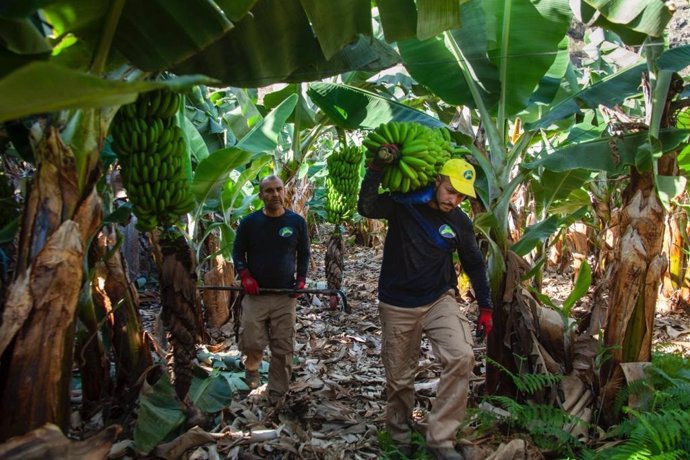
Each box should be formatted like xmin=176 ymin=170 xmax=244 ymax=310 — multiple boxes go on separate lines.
xmin=325 ymin=144 xmax=363 ymax=224
xmin=363 ymin=121 xmax=466 ymax=193
xmin=323 ymin=144 xmax=363 ymax=308
xmin=110 ymin=88 xmax=195 ymax=231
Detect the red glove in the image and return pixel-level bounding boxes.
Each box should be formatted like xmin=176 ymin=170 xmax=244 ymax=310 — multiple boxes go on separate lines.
xmin=290 ymin=276 xmax=306 ymax=298
xmin=239 ymin=269 xmax=260 ymax=295
xmin=477 ymin=308 xmax=493 ymax=338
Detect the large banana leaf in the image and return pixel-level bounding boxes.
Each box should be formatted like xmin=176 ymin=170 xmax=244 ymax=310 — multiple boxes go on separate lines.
xmin=397 ymin=0 xmax=498 ymax=109
xmin=173 ymin=3 xmax=399 ymax=88
xmin=306 ymin=82 xmax=446 ymax=129
xmin=578 ymin=0 xmax=672 ymax=44
xmin=300 ymin=0 xmax=371 ymax=60
xmin=39 ymin=0 xmax=236 ymax=72
xmin=525 ymin=129 xmax=690 ymax=173
xmin=375 ymin=0 xmax=417 ymax=42
xmin=191 ymin=94 xmax=297 ymax=201
xmin=2 ymin=0 xmax=472 ymax=97
xmin=528 ymin=44 xmax=690 ymax=130
xmin=398 ymin=0 xmax=570 ymax=117
xmin=0 ymin=62 xmax=212 ymax=122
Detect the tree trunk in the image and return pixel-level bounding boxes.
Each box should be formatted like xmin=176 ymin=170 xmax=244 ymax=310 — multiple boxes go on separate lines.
xmin=0 ymin=124 xmax=103 ymax=440
xmin=202 ymin=233 xmax=234 ymax=329
xmin=202 ymin=255 xmax=234 ymax=328
xmin=600 ymin=171 xmax=666 ymax=423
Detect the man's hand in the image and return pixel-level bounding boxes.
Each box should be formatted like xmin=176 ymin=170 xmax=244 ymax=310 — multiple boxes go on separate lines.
xmin=239 ymin=269 xmax=260 ymax=295
xmin=290 ymin=276 xmax=306 ymax=298
xmin=476 ymin=307 xmax=493 ymax=339
xmin=371 ymin=144 xmax=400 ymax=169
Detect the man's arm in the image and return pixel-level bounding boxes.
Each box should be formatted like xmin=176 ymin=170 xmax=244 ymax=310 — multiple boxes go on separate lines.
xmin=232 ymin=218 xmax=249 ymax=272
xmin=456 ymin=216 xmax=492 ymax=309
xmin=296 ymin=217 xmax=310 ymax=280
xmin=357 ymin=167 xmax=395 ymax=219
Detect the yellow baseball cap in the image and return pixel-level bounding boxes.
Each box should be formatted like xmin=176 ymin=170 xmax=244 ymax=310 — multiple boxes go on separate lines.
xmin=440 ymin=158 xmax=476 ymax=198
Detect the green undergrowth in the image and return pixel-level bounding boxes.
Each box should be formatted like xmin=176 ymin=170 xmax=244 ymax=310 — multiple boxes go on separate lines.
xmin=379 ymin=351 xmax=690 ymax=459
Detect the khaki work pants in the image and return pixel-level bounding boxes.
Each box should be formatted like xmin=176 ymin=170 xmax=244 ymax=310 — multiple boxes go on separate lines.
xmin=238 ymin=294 xmax=297 ymax=399
xmin=379 ymin=291 xmax=474 ymax=449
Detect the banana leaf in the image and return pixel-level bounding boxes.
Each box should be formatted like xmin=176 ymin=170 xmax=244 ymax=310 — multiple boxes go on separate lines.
xmin=657 ymin=175 xmax=687 ymax=210
xmin=397 ymin=0 xmax=498 ymax=109
xmin=531 ymin=169 xmax=592 ymax=215
xmin=262 ymin=84 xmax=317 ymax=129
xmin=583 ymin=0 xmax=672 ymax=41
xmin=133 ymin=374 xmax=185 ymax=454
xmin=527 ymin=45 xmax=690 ymax=130
xmin=0 ymin=17 xmax=52 ymax=78
xmin=0 ymin=62 xmax=213 ymax=122
xmin=300 ymin=0 xmax=371 ymax=60
xmin=375 ymin=0 xmax=417 ymax=42
xmin=191 ymin=94 xmax=297 ymax=201
xmin=562 ymin=260 xmax=591 ymax=315
xmin=511 ymin=206 xmax=588 ymax=256
xmin=307 ymin=82 xmax=446 ymax=129
xmin=398 ymin=0 xmax=571 ymax=117
xmin=524 ymin=129 xmax=690 ymax=173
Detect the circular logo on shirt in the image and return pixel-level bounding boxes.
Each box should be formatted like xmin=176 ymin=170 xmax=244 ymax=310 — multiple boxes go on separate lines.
xmin=439 ymin=224 xmax=456 ymax=239
xmin=279 ymin=226 xmax=294 ymax=238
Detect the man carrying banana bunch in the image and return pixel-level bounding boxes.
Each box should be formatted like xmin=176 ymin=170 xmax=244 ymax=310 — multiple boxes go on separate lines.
xmin=358 ymin=148 xmax=493 ymax=460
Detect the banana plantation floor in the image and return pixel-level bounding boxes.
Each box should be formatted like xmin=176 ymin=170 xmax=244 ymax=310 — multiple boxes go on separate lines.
xmin=107 ymin=239 xmax=690 ymax=460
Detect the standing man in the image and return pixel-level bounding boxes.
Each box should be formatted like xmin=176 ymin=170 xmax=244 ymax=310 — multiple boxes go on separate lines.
xmin=358 ymin=154 xmax=493 ymax=460
xmin=232 ymin=174 xmax=310 ymax=407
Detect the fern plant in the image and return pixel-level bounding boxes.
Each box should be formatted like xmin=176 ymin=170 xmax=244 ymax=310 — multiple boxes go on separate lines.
xmin=485 ymin=356 xmax=562 ymax=396
xmin=596 ymin=352 xmax=690 ymax=459
xmin=477 ymin=357 xmax=591 ymax=457
xmin=601 ymin=409 xmax=690 ymax=459
xmin=484 ymin=395 xmax=591 ymax=456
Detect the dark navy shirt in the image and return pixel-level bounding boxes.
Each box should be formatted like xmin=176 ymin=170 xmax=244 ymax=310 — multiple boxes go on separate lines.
xmin=232 ymin=209 xmax=310 ymax=289
xmin=358 ymin=168 xmax=492 ymax=308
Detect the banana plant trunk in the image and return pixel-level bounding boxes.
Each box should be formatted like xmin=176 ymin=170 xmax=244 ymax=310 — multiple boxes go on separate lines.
xmin=662 ymin=207 xmax=688 ymax=307
xmin=0 ymin=124 xmax=103 ymax=440
xmin=325 ymin=229 xmax=344 ymax=310
xmin=600 ymin=170 xmax=666 ymax=423
xmin=157 ymin=232 xmax=202 ymax=401
xmin=98 ymin=227 xmax=153 ymax=408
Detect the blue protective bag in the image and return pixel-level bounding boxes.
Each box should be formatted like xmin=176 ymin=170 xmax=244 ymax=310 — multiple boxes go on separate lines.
xmin=391 ymin=185 xmax=453 ymax=253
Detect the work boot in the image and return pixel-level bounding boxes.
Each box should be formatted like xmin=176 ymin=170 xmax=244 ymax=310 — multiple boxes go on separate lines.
xmin=427 ymin=446 xmax=464 ymax=460
xmin=245 ymin=370 xmax=260 ymax=390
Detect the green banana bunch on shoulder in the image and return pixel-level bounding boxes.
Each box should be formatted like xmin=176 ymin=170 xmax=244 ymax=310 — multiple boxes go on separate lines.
xmin=363 ymin=121 xmax=467 ymax=193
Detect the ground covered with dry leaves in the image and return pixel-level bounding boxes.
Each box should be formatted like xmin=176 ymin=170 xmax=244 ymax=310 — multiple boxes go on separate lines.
xmin=131 ymin=237 xmax=690 ymax=460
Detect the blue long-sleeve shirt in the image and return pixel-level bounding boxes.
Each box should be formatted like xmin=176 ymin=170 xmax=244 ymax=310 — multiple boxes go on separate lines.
xmin=232 ymin=209 xmax=310 ymax=289
xmin=358 ymin=168 xmax=492 ymax=308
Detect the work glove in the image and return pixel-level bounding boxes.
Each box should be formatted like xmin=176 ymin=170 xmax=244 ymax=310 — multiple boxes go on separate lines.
xmin=239 ymin=269 xmax=260 ymax=295
xmin=370 ymin=144 xmax=400 ymax=170
xmin=476 ymin=307 xmax=493 ymax=339
xmin=290 ymin=276 xmax=306 ymax=298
